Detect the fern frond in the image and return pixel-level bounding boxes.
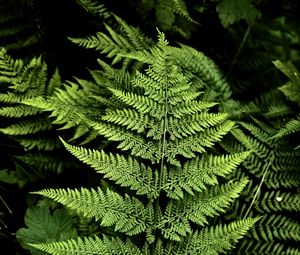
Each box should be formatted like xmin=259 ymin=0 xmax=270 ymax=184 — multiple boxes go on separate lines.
xmin=0 ymin=105 xmax=40 ymax=118
xmin=109 ymin=89 xmax=162 ymax=117
xmin=251 ymin=215 xmax=300 ymax=242
xmin=0 ymin=1 xmax=44 ymax=50
xmin=158 ymin=178 xmax=249 ymax=240
xmin=90 ymin=121 xmax=158 ymax=159
xmin=30 ymin=235 xmax=142 ymax=255
xmin=76 ymin=0 xmax=111 ymax=18
xmin=171 ymin=44 xmax=232 ymax=102
xmin=33 ymin=187 xmax=149 ymax=235
xmin=69 ymin=15 xmax=152 ymax=66
xmin=272 ymin=116 xmax=300 ymax=139
xmin=112 ymin=14 xmax=153 ymax=50
xmin=163 ymin=152 xmax=250 ymax=199
xmin=165 ymin=121 xmax=235 ymax=164
xmin=256 ymin=191 xmax=300 ymax=213
xmin=23 ymin=80 xmax=103 ymax=141
xmin=0 ymin=47 xmax=24 ymax=74
xmin=61 ymin=139 xmax=157 ymax=198
xmin=170 ymin=218 xmax=258 ymax=254
xmin=172 ymin=0 xmax=198 ymax=24
xmin=237 ymin=239 xmax=300 ymax=255
xmin=0 ymin=116 xmax=52 ymax=135
xmin=28 ymin=31 xmax=255 ymax=253
xmin=265 ymin=171 xmax=300 ymax=189
xmin=15 ymin=135 xmax=61 ymax=151
xmin=17 ymin=153 xmax=68 ymax=174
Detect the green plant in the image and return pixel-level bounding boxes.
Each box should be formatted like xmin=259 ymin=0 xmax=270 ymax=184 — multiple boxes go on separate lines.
xmin=0 ymin=0 xmax=44 ymax=52
xmin=23 ymin=32 xmax=257 ymax=254
xmin=218 ymin=59 xmax=300 ymax=254
xmin=0 ymin=47 xmax=69 ymax=186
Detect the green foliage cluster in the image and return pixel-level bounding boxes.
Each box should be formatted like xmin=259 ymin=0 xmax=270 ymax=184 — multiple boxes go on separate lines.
xmin=0 ymin=0 xmax=44 ymax=52
xmin=0 ymin=0 xmax=299 ymax=254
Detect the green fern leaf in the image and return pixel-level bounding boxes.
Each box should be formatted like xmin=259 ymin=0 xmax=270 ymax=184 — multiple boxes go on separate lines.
xmin=76 ymin=0 xmax=111 ymax=18
xmin=163 ymin=151 xmax=250 ymax=199
xmin=251 ymin=215 xmax=300 ymax=242
xmin=28 ymin=30 xmax=256 ymax=254
xmin=0 ymin=105 xmax=40 ymax=118
xmin=171 ymin=218 xmax=258 ymax=254
xmin=272 ymin=117 xmax=300 ymax=139
xmin=0 ymin=116 xmax=52 ymax=135
xmin=61 ymin=138 xmax=157 ymax=198
xmin=69 ymin=15 xmax=152 ymax=66
xmin=33 ymin=187 xmax=149 ymax=235
xmin=158 ymin=178 xmax=249 ymax=240
xmin=30 ymin=235 xmax=142 ymax=255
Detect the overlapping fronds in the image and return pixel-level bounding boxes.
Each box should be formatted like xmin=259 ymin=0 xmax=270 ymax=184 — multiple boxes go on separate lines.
xmin=30 ymin=32 xmax=255 ymax=254
xmin=0 ymin=0 xmax=44 ymax=50
xmin=0 ymin=49 xmax=60 ymax=150
xmin=90 ymin=33 xmax=235 ymax=166
xmin=23 ymin=79 xmax=103 ymax=143
xmin=158 ymin=178 xmax=249 ymax=241
xmin=0 ymin=48 xmax=69 ymax=182
xmin=31 ymin=219 xmax=257 ymax=255
xmin=33 ymin=187 xmax=150 ymax=236
xmin=222 ymin=116 xmax=300 ymax=253
xmin=171 ymin=44 xmax=232 ymax=103
xmin=30 ymin=236 xmax=142 ymax=255
xmin=168 ymin=218 xmax=258 ymax=254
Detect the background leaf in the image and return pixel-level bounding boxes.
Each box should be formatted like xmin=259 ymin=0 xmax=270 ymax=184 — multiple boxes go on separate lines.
xmin=16 ymin=206 xmax=77 ymax=254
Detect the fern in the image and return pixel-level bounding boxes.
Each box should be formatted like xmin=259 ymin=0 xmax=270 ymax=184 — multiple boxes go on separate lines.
xmin=271 ymin=60 xmax=300 ymax=148
xmin=76 ymin=0 xmax=111 ymax=19
xmin=250 ymin=215 xmax=300 ymax=242
xmin=30 ymin=235 xmax=142 ymax=255
xmin=29 ymin=32 xmax=255 ymax=254
xmin=24 ymin=79 xmax=104 ymax=143
xmin=222 ymin=113 xmax=300 ymax=253
xmin=0 ymin=48 xmax=69 ymax=183
xmin=220 ymin=56 xmax=300 ymax=253
xmin=69 ymin=14 xmax=153 ymax=68
xmin=0 ymin=0 xmax=44 ymax=51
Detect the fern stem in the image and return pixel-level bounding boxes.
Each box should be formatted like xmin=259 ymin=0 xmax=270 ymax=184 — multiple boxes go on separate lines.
xmin=226 ymin=25 xmax=252 ymax=78
xmin=152 ymin=70 xmax=170 ymax=253
xmin=0 ymin=195 xmax=12 ymax=214
xmin=159 ymin=87 xmax=169 ymax=174
xmin=243 ymin=155 xmax=273 ymax=219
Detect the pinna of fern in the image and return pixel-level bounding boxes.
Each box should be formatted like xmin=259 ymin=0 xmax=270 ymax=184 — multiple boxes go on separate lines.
xmin=28 ymin=32 xmax=257 ymax=255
